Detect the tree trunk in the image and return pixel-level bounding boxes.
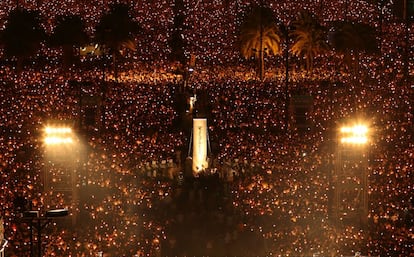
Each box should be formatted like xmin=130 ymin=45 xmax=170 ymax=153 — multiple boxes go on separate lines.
xmin=259 ymin=50 xmax=264 ymax=81
xmin=113 ymin=51 xmax=118 ymax=82
xmin=306 ymin=53 xmax=314 ymax=73
xmin=343 ymin=52 xmax=352 ymax=71
xmin=306 ymin=53 xmax=312 ymax=73
xmin=354 ymin=52 xmax=360 ymax=74
xmin=63 ymin=45 xmax=73 ymax=69
xmin=16 ymin=57 xmax=24 ymax=73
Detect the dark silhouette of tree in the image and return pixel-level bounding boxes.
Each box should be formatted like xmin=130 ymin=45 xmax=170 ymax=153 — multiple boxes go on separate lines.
xmin=329 ymin=21 xmax=378 ymax=72
xmin=290 ymin=11 xmax=328 ymax=73
xmin=49 ymin=14 xmax=89 ymax=68
xmin=239 ymin=5 xmax=281 ymax=80
xmin=95 ymin=3 xmax=141 ymax=80
xmin=1 ymin=8 xmax=45 ymax=71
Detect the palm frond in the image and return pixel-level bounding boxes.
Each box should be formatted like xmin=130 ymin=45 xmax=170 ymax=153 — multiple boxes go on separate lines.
xmin=239 ymin=8 xmax=281 ymax=59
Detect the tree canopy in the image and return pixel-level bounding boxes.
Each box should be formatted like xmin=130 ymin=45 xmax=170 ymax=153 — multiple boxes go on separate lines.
xmin=239 ymin=6 xmax=281 ymax=59
xmin=1 ymin=8 xmax=45 ymax=69
xmin=290 ymin=11 xmax=328 ymax=72
xmin=95 ymin=3 xmax=141 ymax=53
xmin=239 ymin=6 xmax=281 ymax=80
xmin=329 ymin=21 xmax=378 ymax=71
xmin=50 ymin=14 xmax=88 ymax=47
xmin=329 ymin=21 xmax=378 ymax=54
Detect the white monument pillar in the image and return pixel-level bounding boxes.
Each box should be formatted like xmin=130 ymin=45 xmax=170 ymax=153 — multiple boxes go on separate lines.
xmin=192 ymin=118 xmax=208 ymax=173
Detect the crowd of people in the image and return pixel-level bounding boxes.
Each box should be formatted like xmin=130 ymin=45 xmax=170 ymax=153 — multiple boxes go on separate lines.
xmin=0 ymin=0 xmax=413 ymax=257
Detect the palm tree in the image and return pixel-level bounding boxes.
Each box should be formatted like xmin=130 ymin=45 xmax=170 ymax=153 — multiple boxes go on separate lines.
xmin=290 ymin=10 xmax=328 ymax=73
xmin=95 ymin=3 xmax=141 ymax=81
xmin=329 ymin=21 xmax=378 ymax=72
xmin=1 ymin=8 xmax=45 ymax=71
xmin=239 ymin=5 xmax=281 ymax=80
xmin=49 ymin=14 xmax=89 ymax=68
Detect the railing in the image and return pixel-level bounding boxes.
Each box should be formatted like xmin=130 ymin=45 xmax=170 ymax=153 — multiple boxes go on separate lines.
xmin=0 ymin=239 xmax=8 ymax=257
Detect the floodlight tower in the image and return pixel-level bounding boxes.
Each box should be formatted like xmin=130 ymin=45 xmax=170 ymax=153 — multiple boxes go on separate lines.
xmin=42 ymin=123 xmax=80 ymax=224
xmin=332 ymin=123 xmax=370 ymax=226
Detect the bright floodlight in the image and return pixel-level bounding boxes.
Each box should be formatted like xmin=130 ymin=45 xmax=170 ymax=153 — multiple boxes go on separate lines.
xmin=43 ymin=125 xmax=74 ymax=145
xmin=340 ymin=124 xmax=369 ymax=145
